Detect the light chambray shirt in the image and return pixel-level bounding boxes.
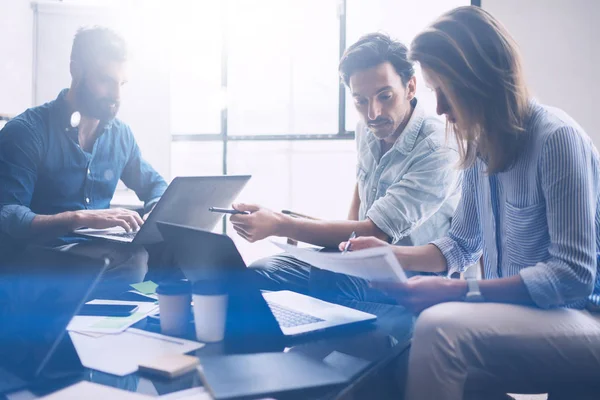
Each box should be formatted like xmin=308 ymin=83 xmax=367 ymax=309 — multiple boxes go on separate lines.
xmin=432 ymin=100 xmax=600 ymax=309
xmin=356 ymin=98 xmax=462 ymax=246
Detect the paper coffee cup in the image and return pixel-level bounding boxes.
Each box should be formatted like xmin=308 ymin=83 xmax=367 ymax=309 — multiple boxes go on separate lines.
xmin=193 ymin=280 xmax=228 ymax=343
xmin=157 ymin=280 xmax=191 ymax=337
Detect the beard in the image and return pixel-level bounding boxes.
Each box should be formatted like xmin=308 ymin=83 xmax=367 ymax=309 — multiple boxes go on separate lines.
xmin=74 ymin=79 xmax=120 ymax=122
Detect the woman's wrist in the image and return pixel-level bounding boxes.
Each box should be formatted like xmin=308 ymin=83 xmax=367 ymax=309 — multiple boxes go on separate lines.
xmin=446 ymin=279 xmax=469 ymax=301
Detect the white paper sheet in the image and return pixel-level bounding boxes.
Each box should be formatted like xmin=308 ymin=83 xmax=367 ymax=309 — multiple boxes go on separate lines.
xmin=67 ymin=300 xmax=158 ymax=335
xmin=40 ymin=381 xmax=151 ymax=399
xmin=158 ymin=387 xmax=213 ymax=400
xmin=273 ymin=242 xmax=407 ymax=282
xmin=70 ymin=328 xmax=204 ymax=376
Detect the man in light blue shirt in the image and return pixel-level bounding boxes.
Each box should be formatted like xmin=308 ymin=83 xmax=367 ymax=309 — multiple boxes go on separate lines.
xmin=230 ymin=33 xmax=461 ymax=301
xmin=354 ymin=104 xmax=458 ymax=247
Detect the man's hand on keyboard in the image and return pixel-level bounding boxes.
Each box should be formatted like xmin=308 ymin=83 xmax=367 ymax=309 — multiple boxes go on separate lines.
xmin=70 ymin=208 xmax=144 ymax=232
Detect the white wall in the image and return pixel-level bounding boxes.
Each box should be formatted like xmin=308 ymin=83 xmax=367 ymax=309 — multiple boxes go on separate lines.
xmin=484 ymin=0 xmax=600 ymax=144
xmin=0 ymin=0 xmax=33 ymax=115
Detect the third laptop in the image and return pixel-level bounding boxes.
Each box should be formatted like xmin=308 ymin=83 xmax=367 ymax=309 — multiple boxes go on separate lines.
xmin=156 ymin=221 xmax=376 ymax=339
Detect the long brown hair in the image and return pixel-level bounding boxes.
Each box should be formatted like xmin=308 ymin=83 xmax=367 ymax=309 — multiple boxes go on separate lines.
xmin=410 ymin=6 xmax=530 ymax=173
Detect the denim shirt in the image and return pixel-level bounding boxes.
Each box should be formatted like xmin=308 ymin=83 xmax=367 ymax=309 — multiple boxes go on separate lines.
xmin=0 ymin=89 xmax=167 ymax=251
xmin=433 ymin=100 xmax=600 ymax=309
xmin=356 ymin=98 xmax=461 ymax=246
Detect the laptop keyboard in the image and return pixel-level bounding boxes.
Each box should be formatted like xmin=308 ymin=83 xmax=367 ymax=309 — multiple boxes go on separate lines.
xmin=107 ymin=231 xmax=137 ymax=239
xmin=266 ymin=301 xmax=324 ymax=328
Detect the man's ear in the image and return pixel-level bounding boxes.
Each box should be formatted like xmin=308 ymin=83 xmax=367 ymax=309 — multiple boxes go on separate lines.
xmin=406 ymin=75 xmax=417 ymax=101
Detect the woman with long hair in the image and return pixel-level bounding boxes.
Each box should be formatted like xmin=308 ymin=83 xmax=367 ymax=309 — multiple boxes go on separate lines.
xmin=341 ymin=6 xmax=600 ymax=399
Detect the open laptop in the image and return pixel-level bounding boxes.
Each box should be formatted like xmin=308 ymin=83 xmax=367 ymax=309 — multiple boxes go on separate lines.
xmin=76 ymin=175 xmax=251 ymax=245
xmin=156 ymin=221 xmax=376 ymax=341
xmin=0 ymin=248 xmax=108 ymax=394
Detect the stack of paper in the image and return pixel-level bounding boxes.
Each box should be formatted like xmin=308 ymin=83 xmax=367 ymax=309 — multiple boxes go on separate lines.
xmin=273 ymin=242 xmax=407 ymax=282
xmin=41 ymin=383 xmax=214 ymax=400
xmin=70 ymin=328 xmax=204 ymax=376
xmin=40 ymin=381 xmax=152 ymax=399
xmin=158 ymin=387 xmax=213 ymax=400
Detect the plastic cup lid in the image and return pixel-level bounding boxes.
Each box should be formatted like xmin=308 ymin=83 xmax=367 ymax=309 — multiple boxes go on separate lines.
xmin=156 ymin=279 xmax=192 ymax=295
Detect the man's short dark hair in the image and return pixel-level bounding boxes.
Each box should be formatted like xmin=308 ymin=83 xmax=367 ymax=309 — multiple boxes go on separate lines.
xmin=71 ymin=26 xmax=128 ymax=69
xmin=339 ymin=32 xmax=415 ymax=87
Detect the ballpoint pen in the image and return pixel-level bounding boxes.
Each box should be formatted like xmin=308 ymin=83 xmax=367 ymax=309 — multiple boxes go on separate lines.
xmin=208 ymin=207 xmax=251 ymax=215
xmin=342 ymin=231 xmax=357 ymax=254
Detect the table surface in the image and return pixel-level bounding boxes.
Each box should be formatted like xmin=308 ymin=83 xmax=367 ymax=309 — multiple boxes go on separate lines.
xmin=7 ymin=298 xmax=414 ymax=400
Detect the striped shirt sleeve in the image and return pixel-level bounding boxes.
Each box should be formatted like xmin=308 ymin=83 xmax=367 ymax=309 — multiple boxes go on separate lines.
xmin=431 ymin=166 xmax=483 ymax=276
xmin=519 ymin=127 xmax=598 ymax=308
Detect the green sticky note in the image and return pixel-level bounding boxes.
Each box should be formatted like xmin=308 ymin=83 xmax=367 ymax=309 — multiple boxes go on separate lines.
xmin=91 ymin=313 xmax=142 ymax=329
xmin=130 ymin=281 xmax=158 ymax=295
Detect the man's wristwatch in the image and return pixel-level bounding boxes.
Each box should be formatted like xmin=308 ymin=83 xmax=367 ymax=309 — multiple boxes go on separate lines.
xmin=464 ymin=279 xmax=485 ymax=303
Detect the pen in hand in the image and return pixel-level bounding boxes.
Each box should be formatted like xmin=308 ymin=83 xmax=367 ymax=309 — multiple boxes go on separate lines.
xmin=342 ymin=231 xmax=357 ymax=254
xmin=208 ymin=207 xmax=251 ymax=215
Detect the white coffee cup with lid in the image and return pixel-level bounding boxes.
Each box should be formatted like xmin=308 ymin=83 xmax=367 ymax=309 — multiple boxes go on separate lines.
xmin=192 ymin=279 xmax=228 ymax=343
xmin=156 ymin=280 xmax=192 ymax=337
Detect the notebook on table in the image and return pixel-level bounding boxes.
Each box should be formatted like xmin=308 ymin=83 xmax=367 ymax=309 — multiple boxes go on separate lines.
xmin=198 ymin=352 xmax=348 ymax=400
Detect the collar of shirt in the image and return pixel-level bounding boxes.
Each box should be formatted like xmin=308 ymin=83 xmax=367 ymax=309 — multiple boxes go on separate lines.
xmin=365 ymin=98 xmax=425 ymax=160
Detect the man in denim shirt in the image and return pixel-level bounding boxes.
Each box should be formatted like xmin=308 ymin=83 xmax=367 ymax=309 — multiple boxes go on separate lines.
xmin=230 ymin=33 xmax=461 ymax=301
xmin=0 ymin=27 xmax=167 ymax=295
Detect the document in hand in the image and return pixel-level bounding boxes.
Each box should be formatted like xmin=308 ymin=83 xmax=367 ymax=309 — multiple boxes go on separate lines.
xmin=273 ymin=242 xmax=407 ymax=282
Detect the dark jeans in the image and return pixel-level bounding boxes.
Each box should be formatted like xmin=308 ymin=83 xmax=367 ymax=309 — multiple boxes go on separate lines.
xmin=248 ymin=253 xmax=397 ymax=304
